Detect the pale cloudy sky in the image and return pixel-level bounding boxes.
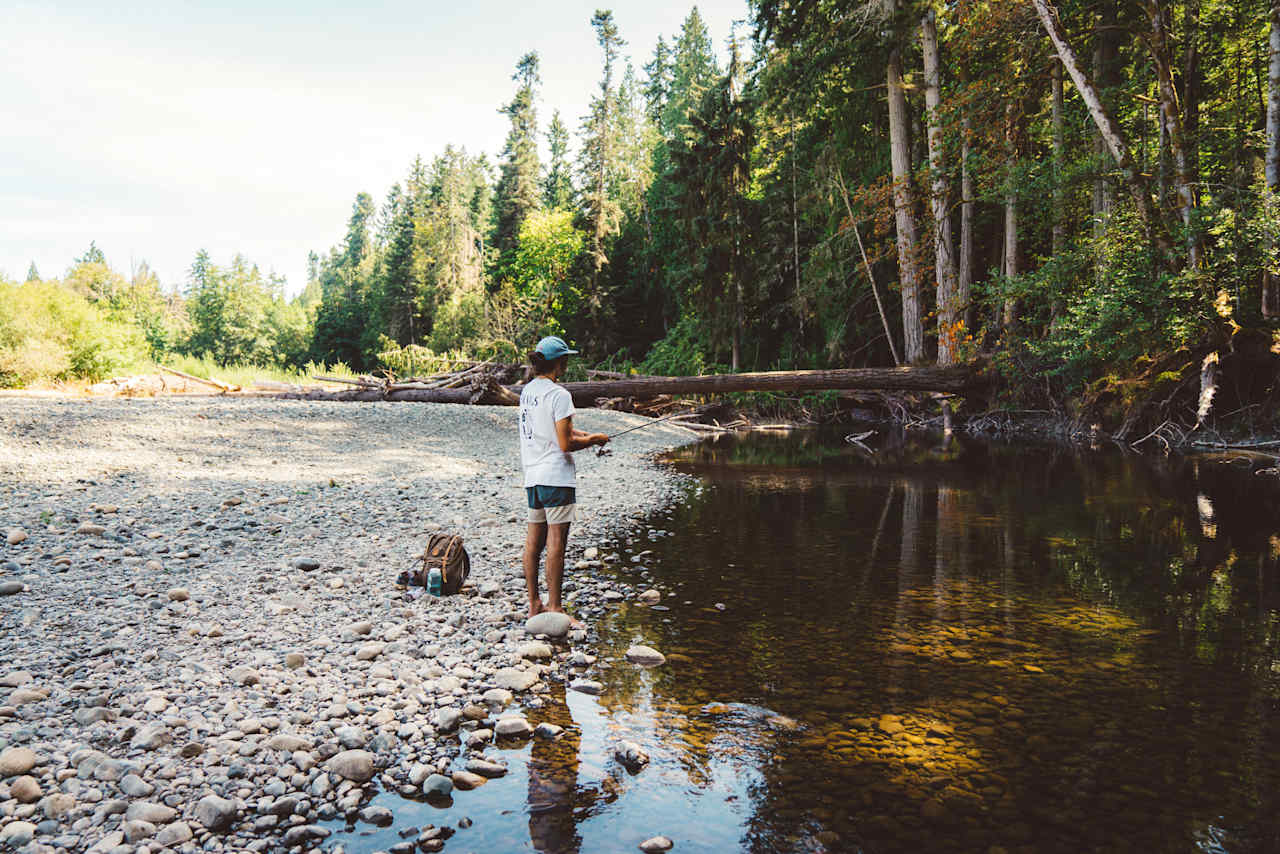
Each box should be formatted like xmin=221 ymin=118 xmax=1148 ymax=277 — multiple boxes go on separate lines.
xmin=1 ymin=0 xmax=750 ymax=295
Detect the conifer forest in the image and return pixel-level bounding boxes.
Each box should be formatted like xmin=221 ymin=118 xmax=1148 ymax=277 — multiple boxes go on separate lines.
xmin=8 ymin=0 xmax=1280 ymax=427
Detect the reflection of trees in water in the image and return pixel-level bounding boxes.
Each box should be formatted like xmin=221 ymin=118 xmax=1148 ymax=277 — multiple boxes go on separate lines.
xmin=525 ymin=684 xmax=583 ymax=854
xmin=633 ymin=433 xmax=1280 ymax=851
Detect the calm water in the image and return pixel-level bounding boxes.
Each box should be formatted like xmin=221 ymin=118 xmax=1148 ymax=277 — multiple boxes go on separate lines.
xmin=329 ymin=430 xmax=1280 ymax=854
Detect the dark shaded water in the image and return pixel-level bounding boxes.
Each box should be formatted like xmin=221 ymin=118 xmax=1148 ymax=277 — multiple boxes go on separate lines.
xmin=330 ymin=430 xmax=1280 ymax=854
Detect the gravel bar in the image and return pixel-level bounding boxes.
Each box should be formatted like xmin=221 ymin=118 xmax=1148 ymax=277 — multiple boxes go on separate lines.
xmin=0 ymin=397 xmax=697 ymax=853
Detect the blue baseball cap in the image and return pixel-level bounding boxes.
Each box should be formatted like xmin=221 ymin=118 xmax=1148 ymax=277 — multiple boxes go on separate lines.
xmin=535 ymin=336 xmax=579 ymax=359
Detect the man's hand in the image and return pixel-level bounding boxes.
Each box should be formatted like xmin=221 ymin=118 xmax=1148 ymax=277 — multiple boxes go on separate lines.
xmin=588 ymin=433 xmax=609 ymax=447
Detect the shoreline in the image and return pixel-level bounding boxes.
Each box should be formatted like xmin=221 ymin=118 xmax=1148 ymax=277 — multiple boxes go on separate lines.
xmin=0 ymin=398 xmax=699 ymax=853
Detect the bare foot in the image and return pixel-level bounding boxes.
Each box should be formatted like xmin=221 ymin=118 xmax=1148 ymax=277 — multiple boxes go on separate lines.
xmin=544 ymin=605 xmax=584 ymax=629
xmin=528 ymin=599 xmax=545 ymax=618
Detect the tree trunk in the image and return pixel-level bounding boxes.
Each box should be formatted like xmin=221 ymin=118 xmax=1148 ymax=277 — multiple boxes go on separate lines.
xmin=1051 ymin=59 xmax=1066 ymax=259
xmin=1269 ymin=0 xmax=1280 ymax=189
xmin=1091 ymin=1 xmax=1117 ymax=248
xmin=1032 ymin=0 xmax=1170 ymax=253
xmin=280 ymin=366 xmax=979 ymax=406
xmin=1003 ymin=101 xmax=1019 ymax=330
xmin=922 ymin=8 xmax=959 ymax=366
xmin=790 ymin=116 xmax=803 ymax=329
xmin=1147 ymin=0 xmax=1200 ymax=267
xmin=887 ymin=40 xmax=925 ymax=363
xmin=1184 ymin=0 xmax=1201 ymax=193
xmin=959 ymin=107 xmax=975 ymax=332
xmin=1266 ymin=0 xmax=1280 ymax=317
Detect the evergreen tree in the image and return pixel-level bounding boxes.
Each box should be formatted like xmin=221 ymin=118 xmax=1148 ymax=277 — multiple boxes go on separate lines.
xmin=664 ymin=7 xmax=718 ymax=139
xmin=544 ymin=111 xmax=575 ymax=209
xmin=310 ymin=194 xmax=377 ymax=367
xmin=77 ymin=241 xmax=106 ymax=266
xmin=579 ymin=10 xmax=627 ymax=300
xmin=494 ymin=52 xmax=543 ymax=262
xmin=25 ymin=262 xmax=39 ymax=282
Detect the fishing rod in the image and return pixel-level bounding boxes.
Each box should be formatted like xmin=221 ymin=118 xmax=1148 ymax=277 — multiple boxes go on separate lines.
xmin=592 ymin=408 xmax=704 ymax=456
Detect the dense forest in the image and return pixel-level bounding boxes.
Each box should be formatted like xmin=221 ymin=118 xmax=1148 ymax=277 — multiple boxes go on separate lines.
xmin=7 ymin=0 xmax=1280 ymax=426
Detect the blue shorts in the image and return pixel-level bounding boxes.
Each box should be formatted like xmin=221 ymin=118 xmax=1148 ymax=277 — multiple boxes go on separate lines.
xmin=526 ymin=486 xmax=576 ymax=524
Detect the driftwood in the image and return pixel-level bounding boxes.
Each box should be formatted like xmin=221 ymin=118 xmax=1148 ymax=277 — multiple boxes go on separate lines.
xmin=311 ymin=374 xmax=378 ymax=387
xmin=556 ymin=366 xmax=976 ymax=405
xmin=277 ymin=366 xmax=978 ymax=407
xmin=160 ymin=365 xmax=235 ymax=392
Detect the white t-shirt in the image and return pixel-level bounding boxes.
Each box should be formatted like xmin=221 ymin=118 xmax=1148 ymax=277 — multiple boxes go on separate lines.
xmin=519 ymin=377 xmax=576 ymax=487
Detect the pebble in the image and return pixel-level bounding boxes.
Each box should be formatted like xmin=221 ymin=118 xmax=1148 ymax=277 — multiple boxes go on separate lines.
xmin=10 ymin=774 xmax=41 ymax=802
xmin=5 ymin=528 xmax=27 ymax=545
xmin=0 ymin=400 xmax=694 ymax=852
xmin=493 ymin=667 xmax=539 ymax=692
xmin=122 ymin=819 xmax=156 ymax=843
xmin=422 ymin=773 xmax=454 ymax=797
xmin=615 ymin=741 xmax=650 ymax=772
xmin=125 ymin=802 xmax=176 ymax=824
xmin=570 ymin=679 xmax=605 ymax=695
xmin=640 ymin=837 xmax=675 ymax=852
xmin=450 ymin=770 xmax=488 ymax=790
xmin=194 ymin=794 xmax=237 ymax=832
xmin=525 ymin=611 xmax=572 ymax=638
xmin=482 ymin=688 xmax=513 ymax=706
xmin=0 ymin=746 xmax=38 ymax=776
xmin=0 ymin=821 xmax=36 ymax=847
xmin=118 ymin=773 xmax=155 ymax=798
xmin=356 ymin=642 xmax=385 ymax=660
xmin=359 ymin=805 xmax=394 ymax=825
xmin=434 ymin=707 xmax=462 ymax=732
xmin=534 ymin=722 xmax=564 ymax=738
xmin=464 ymin=758 xmax=508 ymax=778
xmin=519 ymin=640 xmax=554 ymax=659
xmin=154 ymin=821 xmax=193 ymax=846
xmin=626 ymin=645 xmax=667 ymax=666
xmin=327 ymin=749 xmax=376 ymax=782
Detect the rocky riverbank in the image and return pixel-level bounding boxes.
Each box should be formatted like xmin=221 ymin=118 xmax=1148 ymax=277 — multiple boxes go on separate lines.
xmin=0 ymin=398 xmax=697 ymax=853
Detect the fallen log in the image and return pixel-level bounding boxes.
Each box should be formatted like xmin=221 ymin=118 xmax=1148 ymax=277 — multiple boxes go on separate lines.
xmin=160 ymin=365 xmax=235 ymax=392
xmin=312 ymin=374 xmax=379 ymax=387
xmin=556 ymin=366 xmax=977 ymax=405
xmin=275 ymin=366 xmax=978 ymax=406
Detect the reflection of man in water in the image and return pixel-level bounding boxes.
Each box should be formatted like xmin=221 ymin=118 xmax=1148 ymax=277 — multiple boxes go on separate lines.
xmin=527 ymin=685 xmax=583 ymax=854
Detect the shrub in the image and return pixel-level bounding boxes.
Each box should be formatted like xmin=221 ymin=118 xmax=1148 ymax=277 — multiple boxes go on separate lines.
xmin=0 ymin=278 xmax=148 ymax=387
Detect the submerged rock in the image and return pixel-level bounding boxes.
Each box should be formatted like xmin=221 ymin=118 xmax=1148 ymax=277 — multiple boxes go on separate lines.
xmin=625 ymin=645 xmax=666 ymax=666
xmin=614 ymin=741 xmax=650 ymax=772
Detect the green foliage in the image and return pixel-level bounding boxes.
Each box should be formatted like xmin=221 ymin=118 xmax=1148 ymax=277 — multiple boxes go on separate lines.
xmin=0 ymin=277 xmax=148 ymax=387
xmin=428 ymin=292 xmax=486 ymax=354
xmin=640 ymin=314 xmax=720 ymax=376
xmin=494 ymin=52 xmax=543 ymax=263
xmin=1007 ymin=208 xmax=1214 ymax=392
xmin=511 ymin=208 xmax=586 ymax=330
xmin=183 ymin=252 xmax=305 ymax=368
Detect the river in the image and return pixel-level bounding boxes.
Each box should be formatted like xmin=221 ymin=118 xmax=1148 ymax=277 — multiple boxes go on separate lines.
xmin=326 ymin=429 xmax=1280 ymax=853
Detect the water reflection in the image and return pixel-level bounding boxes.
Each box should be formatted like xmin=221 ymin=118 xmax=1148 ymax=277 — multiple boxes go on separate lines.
xmin=526 ymin=687 xmax=581 ymax=853
xmin=328 ymin=431 xmax=1280 ymax=854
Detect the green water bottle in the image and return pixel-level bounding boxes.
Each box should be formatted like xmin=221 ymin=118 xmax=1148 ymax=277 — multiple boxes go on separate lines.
xmin=427 ymin=567 xmax=443 ymax=597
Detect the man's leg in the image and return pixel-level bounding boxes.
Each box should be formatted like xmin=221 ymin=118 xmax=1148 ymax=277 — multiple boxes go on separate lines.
xmin=523 ymin=522 xmax=547 ymax=617
xmin=544 ymin=522 xmax=570 ymax=612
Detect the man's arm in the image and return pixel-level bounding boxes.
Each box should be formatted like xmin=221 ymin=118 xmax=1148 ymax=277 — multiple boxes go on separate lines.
xmin=555 ymin=416 xmax=608 ymax=452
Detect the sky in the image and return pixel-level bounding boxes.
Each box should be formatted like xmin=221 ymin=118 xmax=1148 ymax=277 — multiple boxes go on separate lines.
xmin=1 ymin=0 xmax=751 ymax=295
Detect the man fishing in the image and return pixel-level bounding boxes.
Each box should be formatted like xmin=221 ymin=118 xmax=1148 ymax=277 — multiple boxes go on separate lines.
xmin=520 ymin=336 xmax=609 ymax=620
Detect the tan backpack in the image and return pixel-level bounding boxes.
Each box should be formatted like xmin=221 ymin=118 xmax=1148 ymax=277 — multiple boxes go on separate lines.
xmin=417 ymin=532 xmax=470 ymax=595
